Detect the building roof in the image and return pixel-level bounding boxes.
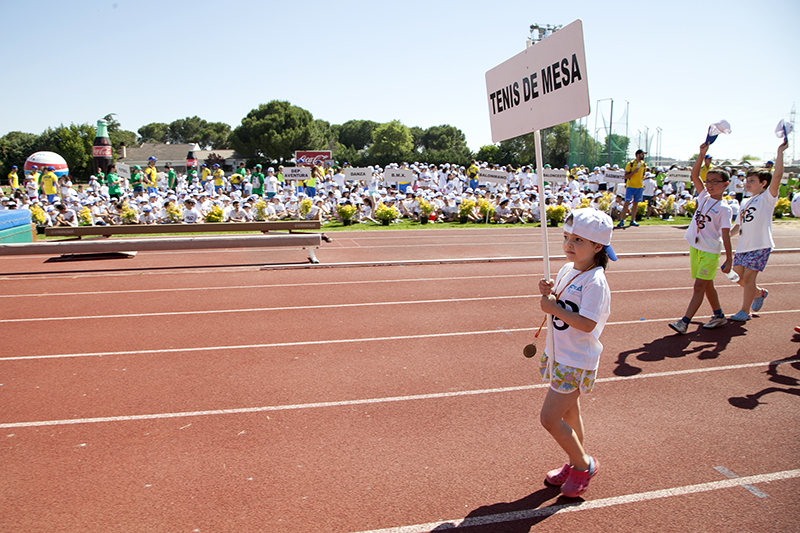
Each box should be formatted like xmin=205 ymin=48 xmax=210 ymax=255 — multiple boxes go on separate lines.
xmin=118 ymin=143 xmax=240 ymax=166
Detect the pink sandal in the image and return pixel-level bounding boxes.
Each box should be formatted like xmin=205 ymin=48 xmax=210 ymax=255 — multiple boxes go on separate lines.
xmin=561 ymin=456 xmax=599 ymax=498
xmin=544 ymin=463 xmax=571 ymax=486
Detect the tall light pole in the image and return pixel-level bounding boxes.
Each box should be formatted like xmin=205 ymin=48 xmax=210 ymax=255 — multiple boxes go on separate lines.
xmin=655 ymin=127 xmax=663 ymax=167
xmin=595 ymin=98 xmax=613 ymax=165
xmin=528 ymin=23 xmax=563 ymax=47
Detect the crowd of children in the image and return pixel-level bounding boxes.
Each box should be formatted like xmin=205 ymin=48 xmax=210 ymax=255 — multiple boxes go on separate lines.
xmin=1 ymin=137 xmax=798 ymax=502
xmin=4 ymin=153 xmax=791 ymax=230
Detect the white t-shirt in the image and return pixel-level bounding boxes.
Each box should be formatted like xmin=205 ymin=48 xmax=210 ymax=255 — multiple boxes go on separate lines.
xmin=684 ymin=189 xmax=733 ymax=254
xmin=642 ymin=178 xmax=657 ymax=196
xmin=735 ymin=191 xmax=777 ymax=252
xmin=546 ymin=263 xmax=611 ymax=371
xmin=792 ymin=192 xmax=800 ymax=218
xmin=183 ymin=207 xmax=202 ymax=223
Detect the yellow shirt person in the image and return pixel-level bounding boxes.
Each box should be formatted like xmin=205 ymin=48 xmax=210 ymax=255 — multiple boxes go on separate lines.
xmin=7 ymin=167 xmax=19 ymax=189
xmin=41 ymin=169 xmax=59 ymax=196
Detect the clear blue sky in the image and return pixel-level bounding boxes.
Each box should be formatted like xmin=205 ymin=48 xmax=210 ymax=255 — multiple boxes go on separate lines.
xmin=1 ymin=0 xmax=798 ymax=163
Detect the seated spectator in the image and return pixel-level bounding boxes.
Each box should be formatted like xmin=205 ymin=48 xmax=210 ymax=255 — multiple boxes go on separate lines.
xmin=53 ymin=203 xmax=78 ymax=226
xmin=182 ymin=198 xmax=203 ymax=223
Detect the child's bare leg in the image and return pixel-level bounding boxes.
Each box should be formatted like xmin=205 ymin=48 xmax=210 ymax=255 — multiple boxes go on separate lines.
xmin=540 ymin=388 xmax=590 ymax=470
xmin=739 ymin=267 xmax=759 ymax=313
xmin=684 ymin=278 xmax=711 ymax=319
xmin=704 ymin=280 xmax=721 ymax=312
xmin=563 ymin=396 xmax=585 ymax=446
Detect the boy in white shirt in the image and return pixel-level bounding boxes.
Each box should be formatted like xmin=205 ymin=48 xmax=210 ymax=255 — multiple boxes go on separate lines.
xmin=182 ymin=198 xmax=203 ymax=223
xmin=228 ymin=200 xmax=247 ymax=222
xmin=669 ymin=141 xmax=733 ymax=334
xmin=727 ymin=140 xmax=786 ymax=321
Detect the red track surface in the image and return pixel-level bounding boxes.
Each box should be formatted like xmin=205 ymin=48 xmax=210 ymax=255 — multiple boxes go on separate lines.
xmin=1 ymin=224 xmax=799 ymax=532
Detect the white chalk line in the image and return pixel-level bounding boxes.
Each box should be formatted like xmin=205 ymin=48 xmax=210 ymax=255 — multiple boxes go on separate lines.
xmin=3 ymin=295 xmax=537 ymax=323
xmin=2 ymin=273 xmax=798 ymax=301
xmin=3 ymin=311 xmax=799 ymax=362
xmin=348 ymin=469 xmax=800 ymax=533
xmin=0 ymin=272 xmax=539 ymax=297
xmin=714 ymin=466 xmax=769 ymax=498
xmin=4 ymin=282 xmax=799 ymax=323
xmin=1 ymin=359 xmax=796 ymax=429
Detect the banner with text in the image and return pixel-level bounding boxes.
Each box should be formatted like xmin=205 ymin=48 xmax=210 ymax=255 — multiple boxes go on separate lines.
xmin=116 ymin=163 xmax=130 ymax=180
xmin=283 ymin=167 xmax=311 ymax=181
xmin=344 ymin=168 xmax=372 ymax=181
xmin=542 ymin=169 xmax=567 ymax=182
xmin=383 ymin=169 xmax=416 ymax=184
xmin=478 ymin=169 xmax=509 ymax=184
xmin=603 ymin=170 xmax=625 ymax=184
xmin=294 ymin=151 xmax=332 ymax=167
xmin=485 ymin=19 xmax=590 ymax=143
xmin=666 ymin=170 xmax=692 ymax=183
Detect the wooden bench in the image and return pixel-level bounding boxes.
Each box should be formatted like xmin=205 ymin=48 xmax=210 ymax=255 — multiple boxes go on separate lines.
xmin=44 ymin=220 xmax=323 ymax=238
xmin=3 ymin=221 xmax=327 ymax=264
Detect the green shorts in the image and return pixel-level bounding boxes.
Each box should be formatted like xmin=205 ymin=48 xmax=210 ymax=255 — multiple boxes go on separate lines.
xmin=690 ymin=247 xmax=720 ymax=280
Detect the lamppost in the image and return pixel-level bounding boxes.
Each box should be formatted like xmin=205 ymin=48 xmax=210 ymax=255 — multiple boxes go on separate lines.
xmin=527 ymin=23 xmax=562 ymax=47
xmin=655 ymin=127 xmax=663 ymax=167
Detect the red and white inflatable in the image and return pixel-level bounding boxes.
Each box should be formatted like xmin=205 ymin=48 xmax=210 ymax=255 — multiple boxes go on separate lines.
xmin=24 ymin=151 xmax=69 ymax=178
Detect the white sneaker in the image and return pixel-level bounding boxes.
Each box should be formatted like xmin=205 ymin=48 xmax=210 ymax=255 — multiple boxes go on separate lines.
xmin=702 ymin=316 xmax=727 ymax=329
xmin=669 ymin=320 xmax=688 ymax=334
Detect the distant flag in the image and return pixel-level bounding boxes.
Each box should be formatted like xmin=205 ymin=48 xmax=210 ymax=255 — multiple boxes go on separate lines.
xmin=705 ymin=120 xmax=732 ymax=145
xmin=775 ymin=119 xmax=793 ymax=144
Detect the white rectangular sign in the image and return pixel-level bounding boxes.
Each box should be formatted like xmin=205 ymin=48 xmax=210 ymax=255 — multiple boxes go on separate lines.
xmin=116 ymin=163 xmax=130 ymax=180
xmin=667 ymin=169 xmax=692 ymax=183
xmin=604 ymin=170 xmax=625 ymax=183
xmin=344 ymin=168 xmax=371 ymax=181
xmin=383 ymin=169 xmax=415 ymax=183
xmin=542 ymin=169 xmax=567 ymax=182
xmin=485 ymin=19 xmax=590 ymax=143
xmin=283 ymin=167 xmax=311 ymax=181
xmin=478 ymin=169 xmax=508 ymax=184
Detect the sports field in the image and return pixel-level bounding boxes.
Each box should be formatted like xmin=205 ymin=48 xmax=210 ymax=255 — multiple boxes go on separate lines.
xmin=1 ymin=224 xmax=798 ymax=532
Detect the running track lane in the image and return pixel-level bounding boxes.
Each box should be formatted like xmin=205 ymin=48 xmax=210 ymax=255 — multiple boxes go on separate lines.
xmin=1 ymin=226 xmax=799 ymax=532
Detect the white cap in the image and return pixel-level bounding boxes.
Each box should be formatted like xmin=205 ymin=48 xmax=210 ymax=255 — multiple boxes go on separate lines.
xmin=563 ymin=208 xmax=617 ymax=261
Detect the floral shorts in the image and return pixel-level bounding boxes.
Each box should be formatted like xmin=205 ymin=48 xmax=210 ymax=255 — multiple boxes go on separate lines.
xmin=734 ymin=248 xmax=771 ymax=272
xmin=539 ymin=352 xmax=597 ymax=395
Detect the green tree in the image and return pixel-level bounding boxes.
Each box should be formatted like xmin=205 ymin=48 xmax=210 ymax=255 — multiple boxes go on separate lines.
xmin=229 ymin=101 xmax=326 ymax=163
xmin=601 ymin=133 xmax=630 ymax=167
xmin=35 ymin=123 xmax=96 ymax=180
xmin=338 ymin=120 xmax=378 ymax=150
xmin=138 ymin=122 xmax=169 ymax=143
xmin=419 ymin=124 xmax=472 ymax=166
xmin=333 ymin=143 xmax=365 ymax=167
xmin=167 ymin=116 xmax=231 ymax=149
xmin=420 ymin=125 xmax=468 ymax=152
xmin=103 ymin=113 xmax=137 ymax=154
xmin=475 ymin=144 xmax=501 ymax=165
xmin=409 ymin=126 xmax=425 ymax=152
xmin=0 ymin=131 xmax=39 ymax=177
xmin=569 ymin=122 xmax=605 ymax=168
xmin=486 ymin=122 xmax=571 ymax=168
xmin=369 ymin=120 xmax=413 ymax=160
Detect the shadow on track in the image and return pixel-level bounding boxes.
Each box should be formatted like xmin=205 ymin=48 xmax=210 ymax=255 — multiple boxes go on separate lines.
xmin=614 ymin=321 xmax=748 ymax=376
xmin=0 ymin=261 xmax=310 ymax=278
xmin=728 ymin=351 xmax=800 ymax=410
xmin=429 ymin=486 xmax=589 ymax=532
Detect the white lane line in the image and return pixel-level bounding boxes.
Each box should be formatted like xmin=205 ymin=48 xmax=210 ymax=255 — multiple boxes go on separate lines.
xmin=714 ymin=466 xmax=770 ymax=498
xmin=3 ymin=312 xmax=799 ymax=361
xmin=4 ymin=287 xmax=799 ymax=323
xmin=348 ymin=469 xmax=800 ymax=533
xmin=0 ymin=273 xmax=539 ymax=298
xmin=0 ymin=267 xmax=711 ymax=298
xmin=0 ymin=295 xmax=535 ymax=323
xmin=1 ymin=359 xmax=796 ymax=429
